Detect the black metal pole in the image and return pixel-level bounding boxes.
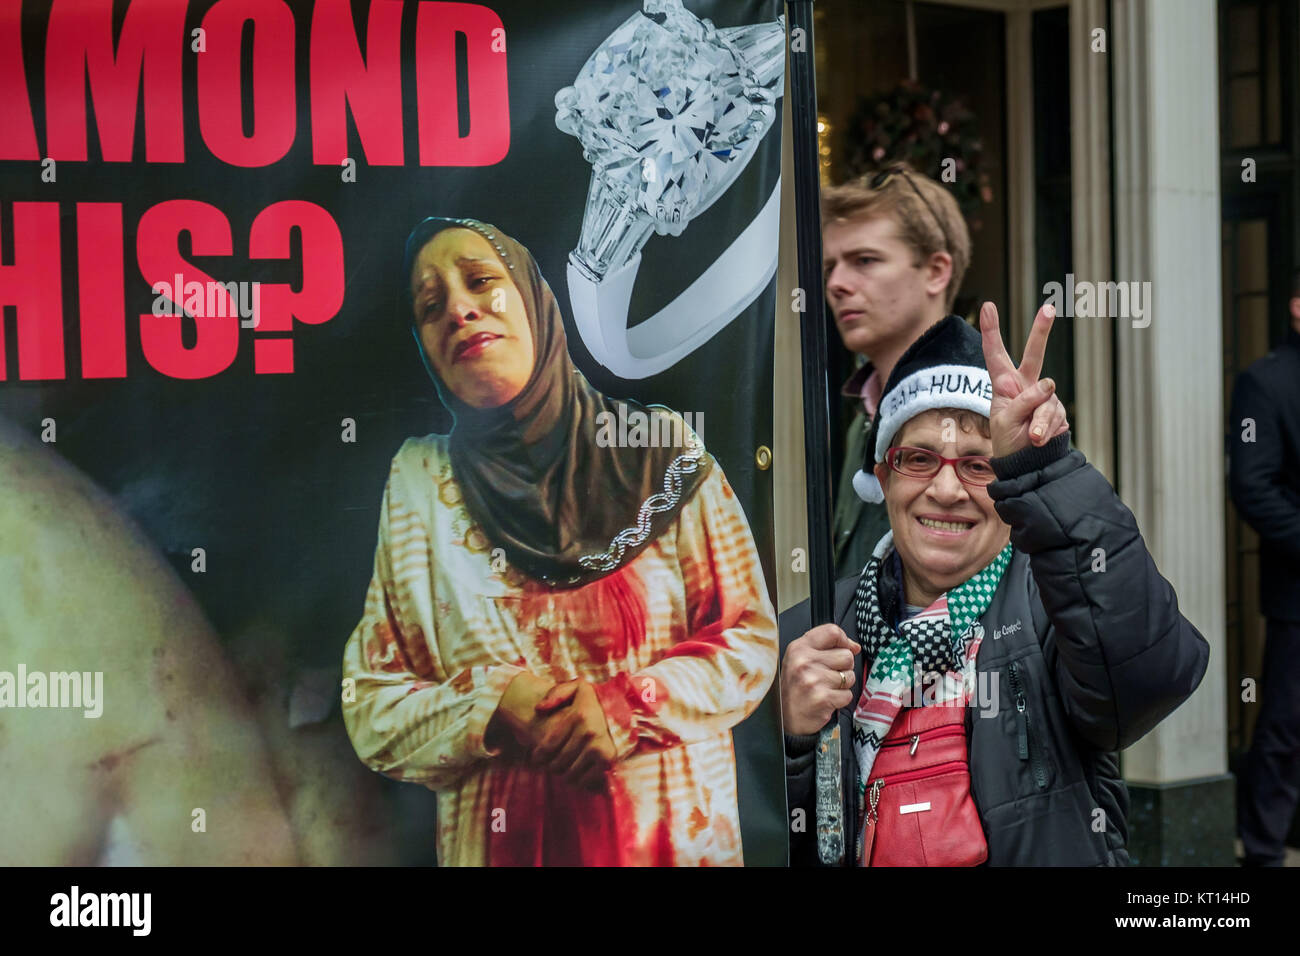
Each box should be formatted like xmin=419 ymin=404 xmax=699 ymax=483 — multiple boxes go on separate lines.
xmin=786 ymin=1 xmax=833 ymax=624
xmin=785 ymin=0 xmax=844 ymax=865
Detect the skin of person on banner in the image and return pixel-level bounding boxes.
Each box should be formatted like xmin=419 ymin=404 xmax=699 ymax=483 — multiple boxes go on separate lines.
xmin=779 ymin=306 xmax=1210 ymax=865
xmin=0 ymin=417 xmax=299 ymax=865
xmin=822 ymin=164 xmax=973 ymax=580
xmin=341 ymin=218 xmax=779 ymax=866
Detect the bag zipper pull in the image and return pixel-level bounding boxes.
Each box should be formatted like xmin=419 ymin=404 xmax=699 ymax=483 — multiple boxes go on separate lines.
xmin=866 ymin=779 xmax=884 ymax=825
xmin=909 ymin=734 xmax=920 ymax=756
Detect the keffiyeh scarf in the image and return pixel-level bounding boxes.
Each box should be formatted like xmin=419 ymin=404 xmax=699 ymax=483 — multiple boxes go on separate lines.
xmin=850 ymin=534 xmax=1013 ymax=865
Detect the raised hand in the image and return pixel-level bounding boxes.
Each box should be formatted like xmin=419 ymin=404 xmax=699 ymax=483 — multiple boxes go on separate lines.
xmin=978 ymin=302 xmax=1070 ymax=457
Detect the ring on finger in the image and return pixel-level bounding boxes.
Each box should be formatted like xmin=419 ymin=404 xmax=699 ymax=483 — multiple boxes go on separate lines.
xmin=839 ymin=670 xmax=847 ymax=690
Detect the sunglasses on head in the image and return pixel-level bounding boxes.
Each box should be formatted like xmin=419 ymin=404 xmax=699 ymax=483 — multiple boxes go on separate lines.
xmin=884 ymin=445 xmax=995 ymax=487
xmin=868 ymin=164 xmax=954 ymax=259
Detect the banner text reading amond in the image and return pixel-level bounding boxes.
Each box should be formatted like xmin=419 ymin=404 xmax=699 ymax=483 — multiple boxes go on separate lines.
xmin=2 ymin=0 xmax=510 ymax=168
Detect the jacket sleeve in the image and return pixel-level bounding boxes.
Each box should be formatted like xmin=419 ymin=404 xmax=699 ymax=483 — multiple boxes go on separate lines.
xmin=341 ymin=457 xmax=525 ymax=790
xmin=591 ymin=465 xmax=779 ymax=760
xmin=988 ymin=433 xmax=1210 ymax=752
xmin=1228 ymin=371 xmax=1300 ymax=562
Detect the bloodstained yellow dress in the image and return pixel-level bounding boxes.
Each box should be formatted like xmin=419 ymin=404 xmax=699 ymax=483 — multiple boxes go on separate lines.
xmin=342 ymin=432 xmax=778 ymax=866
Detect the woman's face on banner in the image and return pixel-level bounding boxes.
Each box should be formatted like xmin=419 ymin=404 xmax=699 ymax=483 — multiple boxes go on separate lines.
xmin=410 ymin=229 xmax=535 ymax=408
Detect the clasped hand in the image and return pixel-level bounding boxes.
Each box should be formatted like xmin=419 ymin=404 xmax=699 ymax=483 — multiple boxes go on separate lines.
xmin=490 ymin=672 xmax=617 ymax=791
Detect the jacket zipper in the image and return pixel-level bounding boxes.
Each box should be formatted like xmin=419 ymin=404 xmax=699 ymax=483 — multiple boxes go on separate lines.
xmin=1007 ymin=661 xmax=1048 ymax=789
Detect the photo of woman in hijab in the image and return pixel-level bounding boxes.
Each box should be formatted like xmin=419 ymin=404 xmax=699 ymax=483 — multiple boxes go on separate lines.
xmin=341 ymin=217 xmax=779 ymax=866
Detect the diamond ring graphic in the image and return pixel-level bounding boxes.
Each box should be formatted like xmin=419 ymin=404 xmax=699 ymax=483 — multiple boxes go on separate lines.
xmin=555 ymin=0 xmax=785 ymax=379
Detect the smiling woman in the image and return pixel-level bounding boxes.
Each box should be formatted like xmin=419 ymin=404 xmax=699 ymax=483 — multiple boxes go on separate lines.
xmin=779 ymin=310 xmax=1209 ymax=867
xmin=876 ymin=409 xmax=1005 ymax=609
xmin=340 ymin=217 xmax=778 ymax=866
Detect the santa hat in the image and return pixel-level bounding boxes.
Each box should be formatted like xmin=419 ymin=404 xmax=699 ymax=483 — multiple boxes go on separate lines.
xmin=852 ymin=315 xmax=993 ymax=504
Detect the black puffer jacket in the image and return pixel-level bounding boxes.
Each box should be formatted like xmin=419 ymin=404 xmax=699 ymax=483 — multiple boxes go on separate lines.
xmin=783 ymin=433 xmax=1210 ymax=866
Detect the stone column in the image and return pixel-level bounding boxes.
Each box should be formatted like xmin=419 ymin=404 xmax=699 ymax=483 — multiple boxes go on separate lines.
xmin=1111 ymin=0 xmax=1233 ymax=865
xmin=1070 ymin=0 xmax=1116 ymax=483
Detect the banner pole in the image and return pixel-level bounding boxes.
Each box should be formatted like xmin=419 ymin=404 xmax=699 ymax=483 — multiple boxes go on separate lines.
xmin=785 ymin=0 xmax=844 ymax=865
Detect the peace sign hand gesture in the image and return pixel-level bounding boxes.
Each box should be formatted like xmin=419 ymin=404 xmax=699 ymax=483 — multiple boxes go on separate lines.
xmin=979 ymin=302 xmax=1071 ymax=458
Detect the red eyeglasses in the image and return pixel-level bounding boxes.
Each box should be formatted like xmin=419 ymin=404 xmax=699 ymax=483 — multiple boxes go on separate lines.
xmin=884 ymin=446 xmax=996 ymax=487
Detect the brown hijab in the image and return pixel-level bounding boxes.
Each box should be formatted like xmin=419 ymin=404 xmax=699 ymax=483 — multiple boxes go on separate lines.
xmin=402 ymin=217 xmax=714 ymax=589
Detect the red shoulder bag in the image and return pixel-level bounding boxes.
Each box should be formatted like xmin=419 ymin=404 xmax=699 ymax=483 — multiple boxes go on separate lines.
xmin=860 ymin=705 xmax=988 ymax=867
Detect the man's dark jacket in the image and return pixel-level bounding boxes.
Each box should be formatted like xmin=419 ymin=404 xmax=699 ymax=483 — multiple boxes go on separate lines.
xmin=783 ymin=433 xmax=1211 ymax=866
xmin=1228 ymin=326 xmax=1300 ymax=622
xmin=832 ymin=365 xmax=890 ymax=579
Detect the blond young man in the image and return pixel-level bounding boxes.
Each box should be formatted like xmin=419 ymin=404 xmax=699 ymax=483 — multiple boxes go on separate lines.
xmin=824 ymin=164 xmax=972 ymax=577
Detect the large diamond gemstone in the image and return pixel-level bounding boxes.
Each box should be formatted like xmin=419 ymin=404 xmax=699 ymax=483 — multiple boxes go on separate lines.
xmin=556 ymin=0 xmax=781 ymax=244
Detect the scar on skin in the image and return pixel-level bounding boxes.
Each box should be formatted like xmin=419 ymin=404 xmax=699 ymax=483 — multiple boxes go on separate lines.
xmin=88 ymin=737 xmax=162 ymax=773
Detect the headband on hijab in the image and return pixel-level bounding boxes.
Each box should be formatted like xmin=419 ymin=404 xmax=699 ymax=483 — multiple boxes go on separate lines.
xmin=401 ymin=216 xmax=713 ymax=588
